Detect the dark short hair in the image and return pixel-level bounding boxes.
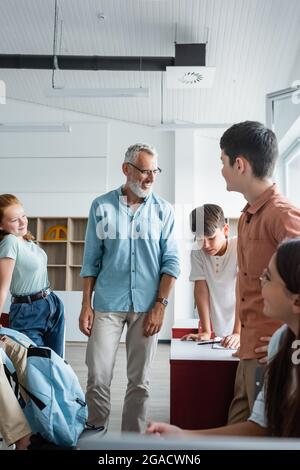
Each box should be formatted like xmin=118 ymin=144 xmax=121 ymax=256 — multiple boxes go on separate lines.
xmin=190 ymin=204 xmax=225 ymax=237
xmin=220 ymin=121 xmax=278 ymax=178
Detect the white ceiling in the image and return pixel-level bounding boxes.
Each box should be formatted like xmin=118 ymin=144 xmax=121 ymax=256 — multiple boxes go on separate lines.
xmin=0 ymin=0 xmax=300 ymax=127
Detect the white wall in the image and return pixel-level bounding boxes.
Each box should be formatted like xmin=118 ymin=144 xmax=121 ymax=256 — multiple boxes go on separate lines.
xmin=289 ymin=46 xmax=300 ymax=86
xmin=172 ymin=128 xmax=245 ymax=325
xmin=0 ymin=99 xmax=176 ymax=339
xmin=173 ymin=130 xmax=195 ymax=322
xmin=0 ymin=99 xmax=108 ymax=216
xmin=286 ymin=150 xmax=300 ymax=207
xmin=194 ymin=130 xmax=245 ymax=217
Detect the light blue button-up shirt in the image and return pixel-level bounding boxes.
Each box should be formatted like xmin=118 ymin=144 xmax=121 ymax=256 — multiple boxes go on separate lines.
xmin=80 ymin=186 xmax=180 ymax=313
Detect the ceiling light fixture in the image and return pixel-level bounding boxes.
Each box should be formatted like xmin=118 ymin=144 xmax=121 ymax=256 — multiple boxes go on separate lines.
xmin=166 ymin=66 xmax=216 ymax=89
xmin=155 ymin=121 xmax=231 ymax=131
xmin=47 ymin=87 xmax=149 ymax=98
xmin=0 ymin=123 xmax=72 ymax=133
xmin=96 ymin=12 xmax=106 ymax=21
xmin=46 ymin=2 xmax=149 ymax=99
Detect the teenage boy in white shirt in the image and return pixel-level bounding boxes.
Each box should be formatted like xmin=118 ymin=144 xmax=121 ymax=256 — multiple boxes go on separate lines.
xmin=182 ymin=204 xmax=240 ymax=349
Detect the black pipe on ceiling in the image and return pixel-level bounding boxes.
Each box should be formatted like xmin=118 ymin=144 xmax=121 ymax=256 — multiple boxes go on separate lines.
xmin=0 ymin=45 xmax=206 ymax=71
xmin=0 ymin=54 xmax=175 ymax=71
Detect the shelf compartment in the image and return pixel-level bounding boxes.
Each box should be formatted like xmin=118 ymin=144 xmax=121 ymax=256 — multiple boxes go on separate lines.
xmin=26 ymin=216 xmax=88 ymax=292
xmin=39 ymin=218 xmax=68 ymax=241
xmin=48 ymin=266 xmax=66 ymax=291
xmin=70 ymin=266 xmax=84 ymax=291
xmin=27 ymin=218 xmax=38 ymax=239
xmin=40 ymin=242 xmax=67 ymax=265
xmin=70 ymin=242 xmax=84 ymax=266
xmin=69 ymin=218 xmax=87 ymax=241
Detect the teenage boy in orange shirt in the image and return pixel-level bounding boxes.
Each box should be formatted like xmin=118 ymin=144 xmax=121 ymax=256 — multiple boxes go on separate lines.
xmin=219 ymin=121 xmax=300 ymax=423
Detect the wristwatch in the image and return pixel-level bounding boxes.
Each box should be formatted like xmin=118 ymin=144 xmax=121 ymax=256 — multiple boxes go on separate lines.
xmin=156 ymin=297 xmax=168 ymax=307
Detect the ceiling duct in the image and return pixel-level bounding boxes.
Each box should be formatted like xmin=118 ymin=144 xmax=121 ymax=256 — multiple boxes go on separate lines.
xmin=175 ymin=43 xmax=206 ymax=66
xmin=0 ymin=54 xmax=174 ymax=71
xmin=0 ymin=44 xmax=206 ymax=72
xmin=167 ymin=43 xmax=215 ymax=89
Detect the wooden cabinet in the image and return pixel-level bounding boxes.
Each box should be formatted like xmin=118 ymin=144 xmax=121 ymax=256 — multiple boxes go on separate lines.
xmin=27 ymin=217 xmax=87 ymax=291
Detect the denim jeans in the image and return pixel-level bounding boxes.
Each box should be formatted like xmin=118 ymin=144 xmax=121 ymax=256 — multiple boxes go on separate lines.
xmin=9 ymin=292 xmax=65 ymax=358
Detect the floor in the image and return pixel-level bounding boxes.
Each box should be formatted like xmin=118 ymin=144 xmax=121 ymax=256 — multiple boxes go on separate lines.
xmin=0 ymin=342 xmax=170 ymax=449
xmin=65 ymin=341 xmax=171 ymax=433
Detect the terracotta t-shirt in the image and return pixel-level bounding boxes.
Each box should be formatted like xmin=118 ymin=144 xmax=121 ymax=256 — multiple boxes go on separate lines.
xmin=237 ymin=184 xmax=300 ymax=359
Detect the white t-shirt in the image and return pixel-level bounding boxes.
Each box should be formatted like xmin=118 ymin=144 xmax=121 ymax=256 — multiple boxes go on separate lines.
xmin=189 ymin=237 xmax=237 ymax=337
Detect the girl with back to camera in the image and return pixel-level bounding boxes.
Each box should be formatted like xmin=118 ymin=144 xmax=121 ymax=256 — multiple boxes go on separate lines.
xmin=0 ymin=194 xmax=65 ymax=357
xmin=147 ymin=237 xmax=300 ymax=437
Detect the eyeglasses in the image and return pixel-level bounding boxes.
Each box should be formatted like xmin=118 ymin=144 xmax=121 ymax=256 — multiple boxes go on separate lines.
xmin=127 ymin=162 xmax=162 ymax=176
xmin=259 ymin=269 xmax=270 ymax=286
xmin=259 ymin=268 xmax=286 ymax=289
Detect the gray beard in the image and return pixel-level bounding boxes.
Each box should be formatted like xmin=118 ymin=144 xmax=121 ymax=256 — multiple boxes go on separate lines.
xmin=127 ymin=180 xmax=152 ymax=198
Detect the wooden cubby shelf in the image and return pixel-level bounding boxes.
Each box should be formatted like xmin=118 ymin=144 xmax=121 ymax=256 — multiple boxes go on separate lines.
xmin=27 ymin=217 xmax=87 ymax=291
xmin=27 ymin=216 xmax=238 ymax=292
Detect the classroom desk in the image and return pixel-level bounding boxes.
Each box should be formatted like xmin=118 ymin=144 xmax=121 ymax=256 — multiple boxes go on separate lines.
xmin=171 ymin=318 xmax=215 ymax=339
xmin=170 ymin=339 xmax=239 ymax=430
xmin=172 ymin=318 xmax=199 ymax=338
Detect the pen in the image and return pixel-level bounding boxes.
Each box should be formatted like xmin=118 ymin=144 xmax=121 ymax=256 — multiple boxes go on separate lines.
xmin=197 ymin=340 xmax=222 ymax=345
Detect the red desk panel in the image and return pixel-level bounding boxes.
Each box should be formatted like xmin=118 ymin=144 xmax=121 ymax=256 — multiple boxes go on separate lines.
xmin=172 ymin=320 xmax=215 ymax=339
xmin=172 ymin=327 xmax=198 ymax=338
xmin=170 ymin=339 xmax=239 ymax=430
xmin=0 ymin=313 xmax=9 ymax=327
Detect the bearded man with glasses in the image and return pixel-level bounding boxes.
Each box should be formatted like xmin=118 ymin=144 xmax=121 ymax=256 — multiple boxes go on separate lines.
xmin=79 ymin=143 xmax=180 ymax=433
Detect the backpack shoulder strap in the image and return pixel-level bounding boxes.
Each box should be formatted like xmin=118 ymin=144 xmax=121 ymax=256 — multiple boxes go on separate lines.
xmin=0 ymin=327 xmax=36 ymax=348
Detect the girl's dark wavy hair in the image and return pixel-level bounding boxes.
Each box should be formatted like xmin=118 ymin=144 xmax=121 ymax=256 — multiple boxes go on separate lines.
xmin=265 ymin=238 xmax=300 ymax=436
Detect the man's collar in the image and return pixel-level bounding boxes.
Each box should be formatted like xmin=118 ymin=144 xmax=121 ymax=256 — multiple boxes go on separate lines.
xmin=242 ymin=183 xmax=278 ymax=214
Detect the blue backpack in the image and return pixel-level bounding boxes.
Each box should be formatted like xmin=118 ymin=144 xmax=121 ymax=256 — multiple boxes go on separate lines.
xmin=0 ymin=327 xmax=88 ymax=447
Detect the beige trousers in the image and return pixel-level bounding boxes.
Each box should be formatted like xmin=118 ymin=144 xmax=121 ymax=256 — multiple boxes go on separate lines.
xmin=227 ymin=358 xmax=263 ymax=424
xmin=85 ymin=311 xmax=158 ymax=433
xmin=0 ymin=337 xmax=31 ymax=446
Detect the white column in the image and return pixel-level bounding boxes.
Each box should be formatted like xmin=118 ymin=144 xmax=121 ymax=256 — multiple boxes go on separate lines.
xmin=173 ymin=130 xmax=196 ymax=322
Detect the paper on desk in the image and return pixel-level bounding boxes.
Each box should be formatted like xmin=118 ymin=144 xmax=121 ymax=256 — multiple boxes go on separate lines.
xmin=197 ymin=337 xmax=238 ymax=350
xmin=197 ymin=336 xmax=222 ymax=344
xmin=212 ymin=343 xmax=238 ymax=350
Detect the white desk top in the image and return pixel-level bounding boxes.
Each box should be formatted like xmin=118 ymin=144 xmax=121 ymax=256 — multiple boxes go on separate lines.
xmin=170 ymin=339 xmax=239 ymax=362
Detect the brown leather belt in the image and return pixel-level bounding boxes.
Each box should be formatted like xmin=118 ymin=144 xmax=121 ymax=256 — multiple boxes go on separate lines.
xmin=12 ymin=288 xmax=52 ymax=304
